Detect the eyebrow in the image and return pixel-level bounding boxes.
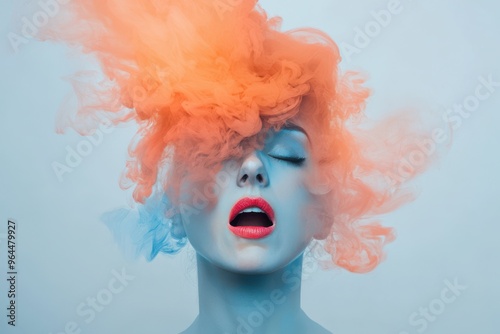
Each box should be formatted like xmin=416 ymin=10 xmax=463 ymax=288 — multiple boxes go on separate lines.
xmin=281 ymin=124 xmax=310 ymax=142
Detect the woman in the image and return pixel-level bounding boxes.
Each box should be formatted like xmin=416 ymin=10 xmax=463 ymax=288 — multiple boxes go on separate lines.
xmin=176 ymin=123 xmax=333 ymax=333
xmin=41 ymin=0 xmax=431 ymax=332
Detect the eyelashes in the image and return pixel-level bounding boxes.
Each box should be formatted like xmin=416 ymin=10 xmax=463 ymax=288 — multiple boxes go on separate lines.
xmin=266 ymin=139 xmax=307 ymax=167
xmin=268 ymin=154 xmax=306 ymax=166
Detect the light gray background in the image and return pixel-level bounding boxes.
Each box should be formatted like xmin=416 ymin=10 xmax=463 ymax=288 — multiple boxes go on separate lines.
xmin=1 ymin=0 xmax=499 ymax=333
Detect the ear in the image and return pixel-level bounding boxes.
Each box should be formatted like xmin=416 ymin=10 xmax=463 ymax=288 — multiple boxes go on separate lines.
xmin=169 ymin=207 xmax=187 ymax=239
xmin=313 ymin=219 xmax=331 ymax=240
xmin=308 ymin=206 xmax=333 ymax=241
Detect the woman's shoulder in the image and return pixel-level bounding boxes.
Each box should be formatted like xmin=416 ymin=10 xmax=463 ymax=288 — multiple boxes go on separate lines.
xmin=299 ymin=311 xmax=332 ymax=334
xmin=303 ymin=319 xmax=333 ymax=334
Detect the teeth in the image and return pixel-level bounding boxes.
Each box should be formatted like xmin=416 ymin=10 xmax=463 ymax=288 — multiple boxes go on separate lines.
xmin=238 ymin=207 xmax=264 ymax=214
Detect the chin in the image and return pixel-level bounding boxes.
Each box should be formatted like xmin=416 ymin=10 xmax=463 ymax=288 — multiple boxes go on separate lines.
xmin=221 ymin=248 xmax=303 ymax=275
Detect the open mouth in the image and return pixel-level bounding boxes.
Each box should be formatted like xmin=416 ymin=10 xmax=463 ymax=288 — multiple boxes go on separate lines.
xmin=230 ymin=208 xmax=273 ymax=227
xmin=228 ymin=198 xmax=275 ymax=239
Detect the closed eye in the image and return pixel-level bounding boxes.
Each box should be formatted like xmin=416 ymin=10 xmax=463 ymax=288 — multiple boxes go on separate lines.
xmin=268 ymin=154 xmax=306 ymax=166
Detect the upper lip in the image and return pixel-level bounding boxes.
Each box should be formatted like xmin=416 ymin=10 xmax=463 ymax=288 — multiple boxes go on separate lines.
xmin=229 ymin=197 xmax=275 ymax=224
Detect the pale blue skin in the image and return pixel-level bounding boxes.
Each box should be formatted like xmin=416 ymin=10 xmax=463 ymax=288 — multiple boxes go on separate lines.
xmin=178 ymin=127 xmax=332 ymax=334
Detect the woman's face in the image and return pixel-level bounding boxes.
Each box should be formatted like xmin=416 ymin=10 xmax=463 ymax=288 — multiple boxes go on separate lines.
xmin=179 ymin=124 xmax=325 ymax=274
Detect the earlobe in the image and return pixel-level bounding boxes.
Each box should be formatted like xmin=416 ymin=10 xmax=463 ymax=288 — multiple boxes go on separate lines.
xmin=171 ymin=211 xmax=187 ymax=239
xmin=304 ymin=201 xmax=333 ymax=240
xmin=304 ymin=164 xmax=333 ymax=196
xmin=308 ymin=207 xmax=333 ymax=240
xmin=313 ymin=220 xmax=331 ymax=240
xmin=313 ymin=224 xmax=331 ymax=240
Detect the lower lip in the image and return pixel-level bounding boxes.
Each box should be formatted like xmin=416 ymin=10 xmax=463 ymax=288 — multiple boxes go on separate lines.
xmin=228 ymin=225 xmax=275 ymax=239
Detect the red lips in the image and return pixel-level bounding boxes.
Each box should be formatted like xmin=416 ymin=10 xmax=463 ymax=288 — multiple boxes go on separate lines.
xmin=228 ymin=197 xmax=275 ymax=239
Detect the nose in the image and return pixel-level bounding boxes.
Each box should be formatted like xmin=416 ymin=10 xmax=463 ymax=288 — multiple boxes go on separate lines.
xmin=237 ymin=152 xmax=269 ymax=188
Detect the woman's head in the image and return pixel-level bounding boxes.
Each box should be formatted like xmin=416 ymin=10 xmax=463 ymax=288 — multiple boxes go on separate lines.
xmin=178 ymin=123 xmax=329 ymax=274
xmin=43 ymin=0 xmax=429 ymax=273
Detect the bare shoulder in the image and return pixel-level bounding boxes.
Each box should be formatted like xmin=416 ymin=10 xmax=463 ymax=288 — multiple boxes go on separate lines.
xmin=299 ymin=311 xmax=332 ymax=334
xmin=304 ymin=319 xmax=333 ymax=334
xmin=178 ymin=317 xmax=198 ymax=334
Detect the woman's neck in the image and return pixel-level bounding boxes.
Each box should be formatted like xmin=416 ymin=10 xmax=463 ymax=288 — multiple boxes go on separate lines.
xmin=189 ymin=253 xmax=310 ymax=334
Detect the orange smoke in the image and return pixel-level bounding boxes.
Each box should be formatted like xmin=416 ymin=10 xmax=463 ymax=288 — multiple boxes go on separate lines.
xmin=40 ymin=0 xmax=434 ymax=273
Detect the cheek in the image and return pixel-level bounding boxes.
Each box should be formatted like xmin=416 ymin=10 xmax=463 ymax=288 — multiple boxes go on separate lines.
xmin=179 ymin=182 xmax=235 ymax=257
xmin=271 ymin=166 xmax=311 ymax=205
xmin=271 ymin=170 xmax=316 ymax=238
xmin=178 ymin=173 xmax=224 ymax=223
xmin=181 ymin=206 xmax=225 ymax=258
xmin=178 ymin=181 xmax=216 ymax=251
